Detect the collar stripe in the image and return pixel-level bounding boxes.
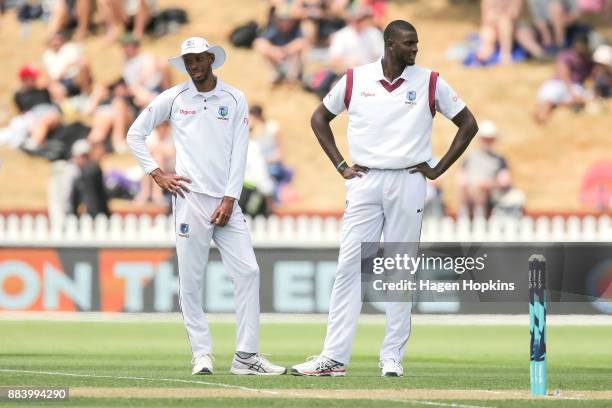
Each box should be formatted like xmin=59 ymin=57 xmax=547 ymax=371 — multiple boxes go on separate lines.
xmin=379 ymin=78 xmax=405 ymax=93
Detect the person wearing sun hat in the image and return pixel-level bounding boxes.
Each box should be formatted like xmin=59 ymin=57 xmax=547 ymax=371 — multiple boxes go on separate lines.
xmin=592 ymin=44 xmax=611 ymax=99
xmin=126 ymin=37 xmax=286 ymax=377
xmin=456 ymin=120 xmax=511 ymax=219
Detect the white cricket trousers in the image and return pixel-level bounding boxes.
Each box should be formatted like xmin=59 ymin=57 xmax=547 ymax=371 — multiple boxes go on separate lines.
xmin=174 ymin=192 xmax=260 ymax=357
xmin=322 ymin=168 xmax=426 ymax=365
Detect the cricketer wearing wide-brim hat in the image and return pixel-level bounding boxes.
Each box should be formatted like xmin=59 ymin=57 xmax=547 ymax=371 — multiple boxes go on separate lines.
xmin=126 ymin=36 xmax=286 ymax=376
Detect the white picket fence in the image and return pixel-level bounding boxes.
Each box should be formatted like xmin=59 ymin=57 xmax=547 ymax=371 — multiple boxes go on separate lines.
xmin=0 ymin=214 xmax=610 ymax=247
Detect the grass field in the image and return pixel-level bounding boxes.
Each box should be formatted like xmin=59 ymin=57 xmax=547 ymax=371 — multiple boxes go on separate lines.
xmin=1 ymin=319 xmax=611 ymax=407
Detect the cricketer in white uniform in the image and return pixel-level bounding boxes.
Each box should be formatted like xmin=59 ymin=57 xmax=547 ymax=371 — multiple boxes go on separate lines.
xmin=126 ymin=37 xmax=286 ymax=376
xmin=291 ymin=21 xmax=478 ymax=377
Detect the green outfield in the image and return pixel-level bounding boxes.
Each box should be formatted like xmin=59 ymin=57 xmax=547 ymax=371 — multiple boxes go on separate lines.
xmin=0 ymin=319 xmax=611 ymax=407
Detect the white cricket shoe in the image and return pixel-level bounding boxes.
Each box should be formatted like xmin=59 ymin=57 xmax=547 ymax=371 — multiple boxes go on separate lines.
xmin=379 ymin=359 xmax=403 ymax=377
xmin=290 ymin=356 xmax=346 ymax=377
xmin=192 ymin=353 xmax=214 ymax=375
xmin=230 ymin=353 xmax=287 ymax=375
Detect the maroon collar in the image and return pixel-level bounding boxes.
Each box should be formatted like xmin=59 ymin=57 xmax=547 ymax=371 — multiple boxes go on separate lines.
xmin=379 ymin=78 xmax=405 ymax=93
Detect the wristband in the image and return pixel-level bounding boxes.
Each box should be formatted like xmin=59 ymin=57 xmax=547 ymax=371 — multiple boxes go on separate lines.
xmin=335 ymin=160 xmax=348 ymax=173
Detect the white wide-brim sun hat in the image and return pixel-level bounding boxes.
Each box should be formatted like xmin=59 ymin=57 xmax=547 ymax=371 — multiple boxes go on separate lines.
xmin=168 ymin=37 xmax=226 ymax=74
xmin=478 ymin=120 xmax=498 ymax=139
xmin=593 ymin=44 xmax=612 ymax=67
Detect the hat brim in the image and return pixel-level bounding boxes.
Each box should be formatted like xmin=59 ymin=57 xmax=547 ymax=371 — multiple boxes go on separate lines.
xmin=593 ymin=56 xmax=612 ymax=67
xmin=168 ymin=45 xmax=226 ymax=74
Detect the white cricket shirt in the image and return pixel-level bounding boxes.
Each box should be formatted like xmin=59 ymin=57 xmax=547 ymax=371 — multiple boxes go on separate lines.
xmin=323 ymin=59 xmax=466 ymax=169
xmin=127 ymin=79 xmax=250 ymax=199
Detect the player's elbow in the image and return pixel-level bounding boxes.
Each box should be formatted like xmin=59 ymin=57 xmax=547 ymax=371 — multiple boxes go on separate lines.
xmin=458 ymin=110 xmax=479 ymax=142
xmin=125 ymin=131 xmax=142 ymax=152
xmin=125 ymin=132 xmax=136 ymax=148
xmin=466 ymin=117 xmax=478 ymax=140
xmin=310 ymin=109 xmax=329 ymax=136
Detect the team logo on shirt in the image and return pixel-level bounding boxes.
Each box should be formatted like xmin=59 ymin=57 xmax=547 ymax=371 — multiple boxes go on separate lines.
xmin=179 ymin=223 xmax=190 ymax=237
xmin=217 ymin=106 xmax=229 ymax=121
xmin=405 ymin=90 xmax=417 ymax=106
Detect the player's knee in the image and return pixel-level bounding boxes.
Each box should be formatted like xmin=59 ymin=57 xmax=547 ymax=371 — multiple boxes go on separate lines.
xmin=241 ymin=263 xmax=260 ymax=280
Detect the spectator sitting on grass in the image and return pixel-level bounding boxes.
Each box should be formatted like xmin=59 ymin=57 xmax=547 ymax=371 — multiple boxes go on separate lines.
xmin=456 ymin=120 xmax=511 ymax=219
xmin=97 ymin=0 xmax=156 ymax=43
xmin=328 ymin=5 xmax=383 ymax=72
xmin=42 ymin=30 xmax=93 ymax=104
xmin=120 ymin=33 xmax=170 ymax=108
xmin=254 ymin=5 xmax=307 ymax=85
xmin=85 ymin=35 xmax=169 ymax=152
xmin=86 ymin=79 xmax=137 ymax=153
xmin=592 ymin=44 xmax=611 ymax=99
xmin=476 ymin=0 xmax=523 ymax=64
xmin=535 ymin=33 xmax=594 ymax=124
xmin=249 ymin=105 xmax=293 ymax=191
xmin=0 ymin=64 xmax=62 ymax=150
xmin=293 ymin=0 xmax=346 ymax=48
xmin=527 ymin=0 xmax=581 ymax=54
xmin=133 ymin=122 xmax=175 ymax=207
xmin=47 ymin=0 xmax=93 ymax=41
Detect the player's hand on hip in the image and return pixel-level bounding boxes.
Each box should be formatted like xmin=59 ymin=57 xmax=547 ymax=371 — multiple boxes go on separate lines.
xmin=211 ymin=197 xmax=235 ymax=227
xmin=342 ymin=165 xmax=369 ymax=180
xmin=150 ymin=168 xmax=191 ymax=198
xmin=410 ymin=162 xmax=441 ymax=180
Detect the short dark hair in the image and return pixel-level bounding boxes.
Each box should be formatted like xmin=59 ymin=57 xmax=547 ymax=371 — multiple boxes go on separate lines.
xmin=383 ymin=20 xmax=417 ymax=44
xmin=572 ymin=32 xmax=589 ymax=47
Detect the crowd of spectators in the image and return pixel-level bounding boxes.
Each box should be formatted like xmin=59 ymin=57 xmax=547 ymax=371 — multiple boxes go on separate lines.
xmin=458 ymin=0 xmax=611 ymax=124
xmin=536 ymin=38 xmax=611 ymax=123
xmin=0 ymin=0 xmax=610 ymax=220
xmin=249 ymin=0 xmax=386 ymax=92
xmin=0 ymin=0 xmax=300 ymax=221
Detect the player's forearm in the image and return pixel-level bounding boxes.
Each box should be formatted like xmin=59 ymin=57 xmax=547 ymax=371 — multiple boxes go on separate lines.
xmin=311 ymin=106 xmax=344 ymax=168
xmin=434 ymin=107 xmax=478 ymax=176
xmin=224 ymin=141 xmax=248 ymax=200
